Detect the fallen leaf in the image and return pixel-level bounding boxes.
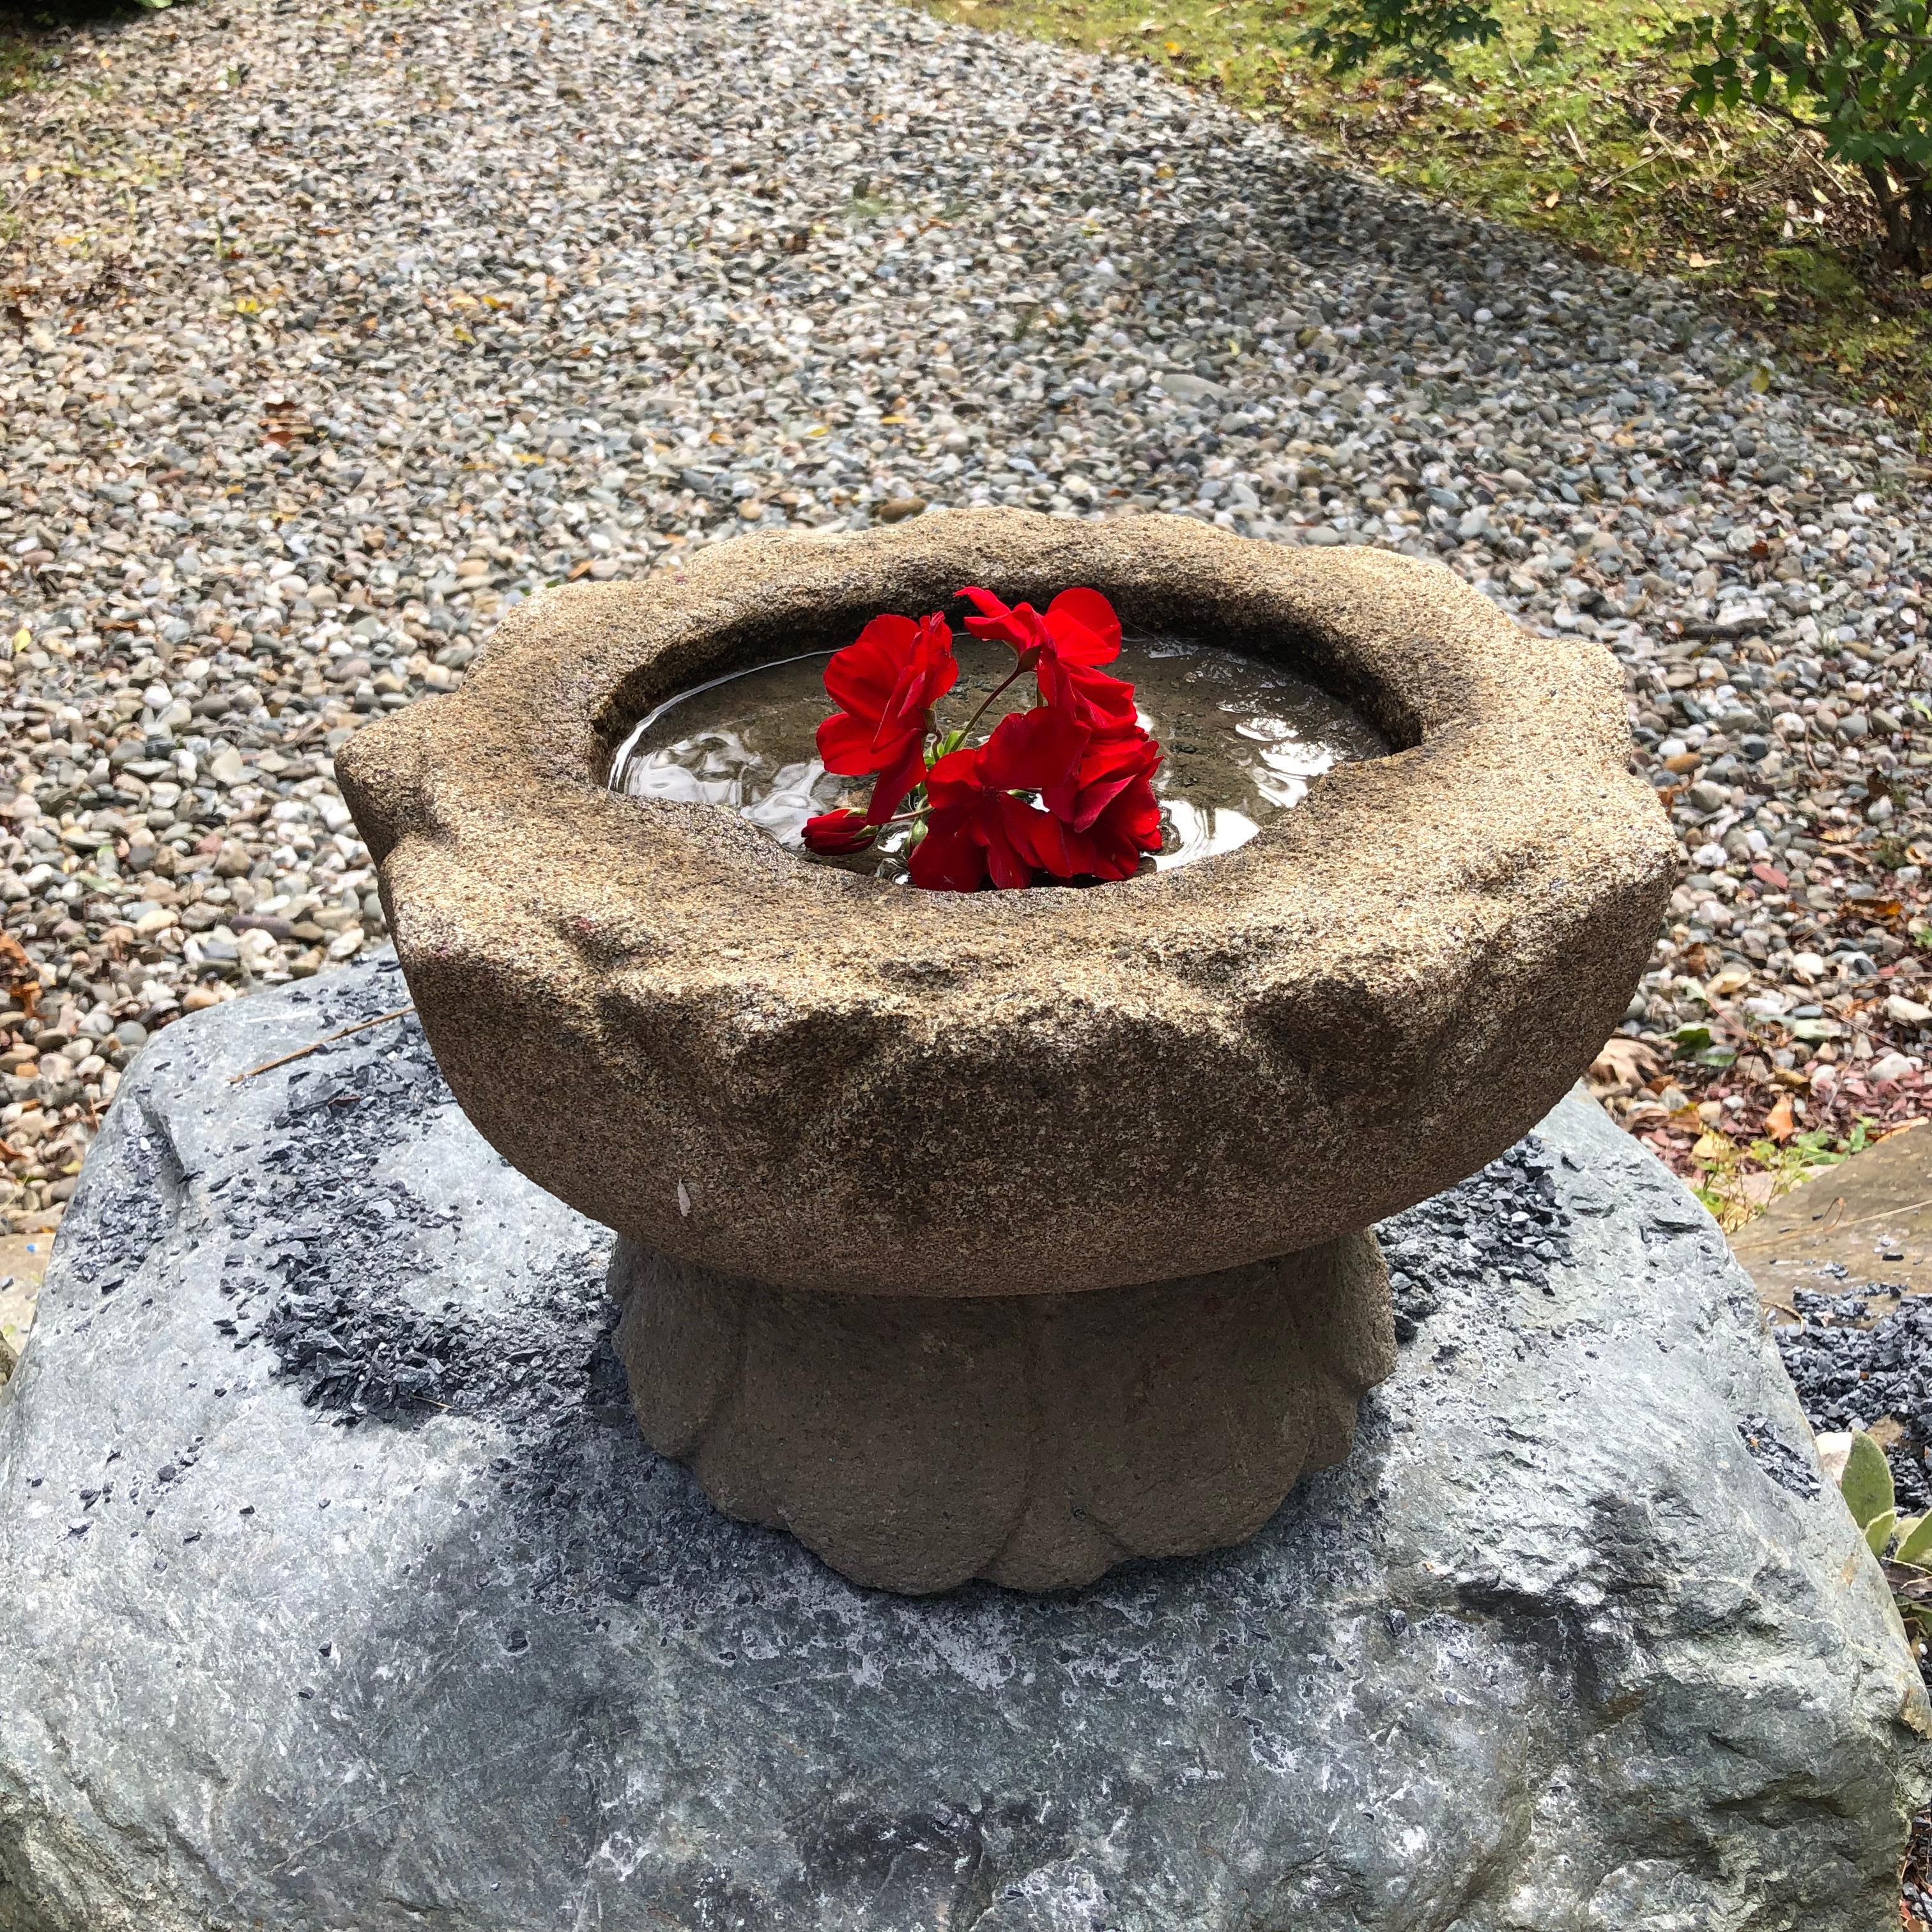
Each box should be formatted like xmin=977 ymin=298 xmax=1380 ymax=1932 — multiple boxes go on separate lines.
xmin=0 ymin=933 xmax=40 ymax=1016
xmin=1765 ymin=1095 xmax=1797 ymax=1142
xmin=1589 ymin=1036 xmax=1661 ymax=1094
xmin=1750 ymin=861 xmax=1790 ymax=890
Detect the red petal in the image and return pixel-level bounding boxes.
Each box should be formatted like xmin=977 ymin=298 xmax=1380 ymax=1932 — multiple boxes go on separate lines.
xmin=1050 ymin=725 xmax=1161 ymax=829
xmin=1085 ymin=777 xmax=1163 ymax=873
xmin=977 ymin=704 xmax=1088 ymax=793
xmin=999 ymin=793 xmax=1088 ymax=878
xmin=816 ymin=710 xmax=885 ymax=775
xmin=958 ymin=586 xmax=1012 ymax=623
xmin=981 ymin=811 xmax=1036 ymax=891
xmin=879 ymin=612 xmax=958 ymax=741
xmin=825 ymin=613 xmax=918 ymax=722
xmin=1114 ymin=776 xmax=1163 ymax=847
xmin=960 ymin=586 xmax=1046 ymax=655
xmin=1033 ymin=651 xmax=1138 ymax=732
xmin=1065 ymin=661 xmax=1139 ymax=726
xmin=863 ymin=738 xmax=926 ymax=824
xmin=1046 ymin=587 xmax=1122 ymax=664
xmin=923 ymin=744 xmax=985 ymax=810
xmin=801 ymin=809 xmax=876 ymax=855
xmin=908 ymin=822 xmax=986 ymax=893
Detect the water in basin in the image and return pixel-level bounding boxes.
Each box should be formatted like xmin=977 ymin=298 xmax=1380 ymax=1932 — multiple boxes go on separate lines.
xmin=608 ymin=634 xmax=1388 ymax=881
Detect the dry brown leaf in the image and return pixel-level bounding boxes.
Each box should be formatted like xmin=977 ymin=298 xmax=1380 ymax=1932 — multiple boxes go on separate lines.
xmin=1765 ymin=1095 xmax=1797 ymax=1143
xmin=0 ymin=933 xmax=40 ymax=1016
xmin=1588 ymin=1036 xmax=1660 ymax=1095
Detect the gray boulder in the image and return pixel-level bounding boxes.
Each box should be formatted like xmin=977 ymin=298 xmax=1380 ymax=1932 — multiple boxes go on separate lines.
xmin=0 ymin=957 xmax=1924 ymax=1932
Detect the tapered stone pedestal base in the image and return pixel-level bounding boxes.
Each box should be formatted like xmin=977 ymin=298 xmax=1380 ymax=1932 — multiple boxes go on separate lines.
xmin=608 ymin=1233 xmax=1396 ymax=1593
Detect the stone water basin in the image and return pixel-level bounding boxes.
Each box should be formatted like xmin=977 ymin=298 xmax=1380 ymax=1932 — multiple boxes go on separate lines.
xmin=335 ymin=508 xmax=1677 ymax=1591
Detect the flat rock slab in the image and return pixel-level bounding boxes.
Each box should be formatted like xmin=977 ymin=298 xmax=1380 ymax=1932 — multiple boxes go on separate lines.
xmin=1 ymin=958 xmax=1926 ymax=1932
xmin=0 ymin=1237 xmax=50 ymax=1373
xmin=1736 ymin=1122 xmax=1932 ymax=1314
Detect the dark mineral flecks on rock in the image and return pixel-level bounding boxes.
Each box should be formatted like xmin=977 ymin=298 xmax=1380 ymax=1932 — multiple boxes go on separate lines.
xmin=1379 ymin=1135 xmax=1572 ymax=1340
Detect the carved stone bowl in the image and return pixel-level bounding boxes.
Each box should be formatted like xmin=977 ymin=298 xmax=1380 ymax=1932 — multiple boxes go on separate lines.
xmin=337 ymin=508 xmax=1675 ymax=1592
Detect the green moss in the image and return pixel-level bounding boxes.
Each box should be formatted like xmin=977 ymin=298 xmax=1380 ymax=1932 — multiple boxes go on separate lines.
xmin=906 ymin=0 xmax=1932 ymax=435
xmin=1765 ymin=244 xmax=1864 ymax=303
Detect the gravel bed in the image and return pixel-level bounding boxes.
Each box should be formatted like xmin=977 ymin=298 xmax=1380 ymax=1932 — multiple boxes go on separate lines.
xmin=1776 ymin=1289 xmax=1932 ymax=1512
xmin=2 ymin=0 xmax=1931 ymax=1235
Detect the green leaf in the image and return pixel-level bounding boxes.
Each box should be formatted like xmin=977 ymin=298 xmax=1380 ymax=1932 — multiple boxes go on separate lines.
xmin=1786 ymin=1016 xmax=1843 ymax=1042
xmin=1867 ymin=1507 xmax=1899 ymax=1555
xmin=1843 ymin=1427 xmax=1897 ymax=1528
xmin=1897 ymin=1512 xmax=1932 ymax=1565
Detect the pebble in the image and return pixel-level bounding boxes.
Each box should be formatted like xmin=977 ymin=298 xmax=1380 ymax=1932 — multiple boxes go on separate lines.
xmin=1 ymin=0 xmax=1928 ymax=1231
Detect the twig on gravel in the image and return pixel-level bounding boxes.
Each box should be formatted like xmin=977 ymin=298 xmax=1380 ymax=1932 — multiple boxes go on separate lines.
xmin=230 ymin=1007 xmax=416 ymax=1084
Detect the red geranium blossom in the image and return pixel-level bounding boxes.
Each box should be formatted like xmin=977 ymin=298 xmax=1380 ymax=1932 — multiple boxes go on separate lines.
xmin=802 ymin=585 xmax=1167 ymax=891
xmin=1045 ymin=724 xmax=1163 ymax=880
xmin=908 ymin=705 xmax=1089 ymax=893
xmin=958 ymin=585 xmax=1138 ymax=732
xmin=815 ymin=611 xmax=958 ymax=823
xmin=801 ymin=808 xmax=878 ymax=856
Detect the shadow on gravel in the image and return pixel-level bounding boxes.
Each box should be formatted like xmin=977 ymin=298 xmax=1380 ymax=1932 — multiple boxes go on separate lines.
xmin=0 ymin=0 xmax=171 ymax=22
xmin=0 ymin=0 xmax=179 ymax=70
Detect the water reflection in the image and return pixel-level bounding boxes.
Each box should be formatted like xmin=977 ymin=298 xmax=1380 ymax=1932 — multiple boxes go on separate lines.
xmin=610 ymin=634 xmax=1387 ymax=882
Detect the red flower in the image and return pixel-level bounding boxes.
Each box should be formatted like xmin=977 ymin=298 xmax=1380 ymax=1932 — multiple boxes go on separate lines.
xmin=1041 ymin=723 xmax=1164 ymax=880
xmin=816 ymin=611 xmax=958 ymax=822
xmin=958 ymin=585 xmax=1137 ymax=732
xmin=908 ymin=705 xmax=1089 ymax=893
xmin=801 ymin=808 xmax=878 ymax=856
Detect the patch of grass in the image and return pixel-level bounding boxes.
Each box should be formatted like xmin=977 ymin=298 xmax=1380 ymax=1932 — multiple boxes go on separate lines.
xmin=910 ymin=0 xmax=1932 ymax=433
